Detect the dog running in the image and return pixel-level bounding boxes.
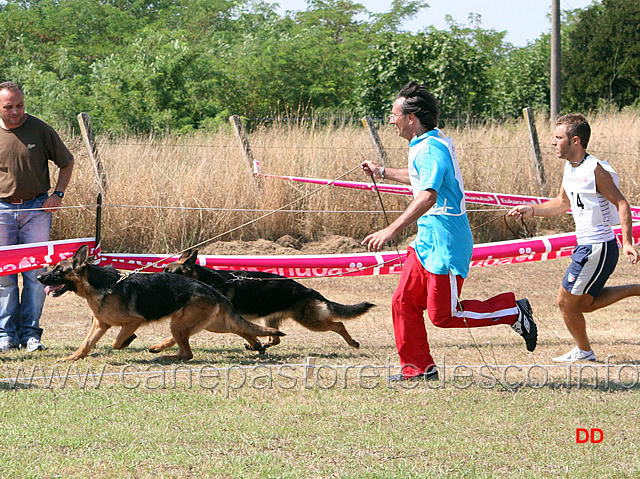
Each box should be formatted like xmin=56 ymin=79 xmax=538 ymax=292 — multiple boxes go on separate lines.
xmin=162 ymin=249 xmax=375 ymax=348
xmin=37 ymin=245 xmax=284 ymax=361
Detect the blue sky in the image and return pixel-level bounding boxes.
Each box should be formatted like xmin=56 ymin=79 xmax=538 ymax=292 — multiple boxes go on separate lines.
xmin=265 ymin=0 xmax=598 ymax=47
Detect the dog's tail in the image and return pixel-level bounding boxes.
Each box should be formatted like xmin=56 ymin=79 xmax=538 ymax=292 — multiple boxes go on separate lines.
xmin=326 ymin=300 xmax=375 ymax=319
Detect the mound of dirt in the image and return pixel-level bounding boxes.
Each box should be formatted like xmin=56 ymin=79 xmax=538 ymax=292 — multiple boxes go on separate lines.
xmin=300 ymin=235 xmax=364 ymax=255
xmin=198 ymin=235 xmax=366 ymax=256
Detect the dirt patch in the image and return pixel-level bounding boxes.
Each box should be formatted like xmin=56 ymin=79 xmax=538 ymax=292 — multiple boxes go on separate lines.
xmin=199 ymin=234 xmax=365 ymax=256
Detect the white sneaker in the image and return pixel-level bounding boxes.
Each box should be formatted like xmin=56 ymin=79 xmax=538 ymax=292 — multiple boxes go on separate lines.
xmin=24 ymin=337 xmax=46 ymax=352
xmin=0 ymin=338 xmax=14 ymax=353
xmin=552 ymin=346 xmax=596 ymax=363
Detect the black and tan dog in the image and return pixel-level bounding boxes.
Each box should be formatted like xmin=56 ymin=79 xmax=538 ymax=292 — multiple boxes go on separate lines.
xmin=37 ymin=245 xmax=284 ymax=361
xmin=163 ymin=249 xmax=374 ymax=348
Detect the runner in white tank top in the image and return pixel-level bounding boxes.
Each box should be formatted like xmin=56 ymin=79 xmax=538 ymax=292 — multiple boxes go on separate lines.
xmin=562 ymin=154 xmax=619 ymax=244
xmin=508 ymin=113 xmax=639 ymax=363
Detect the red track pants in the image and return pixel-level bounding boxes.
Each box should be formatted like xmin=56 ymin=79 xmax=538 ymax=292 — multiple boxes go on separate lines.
xmin=392 ymin=248 xmax=519 ymax=377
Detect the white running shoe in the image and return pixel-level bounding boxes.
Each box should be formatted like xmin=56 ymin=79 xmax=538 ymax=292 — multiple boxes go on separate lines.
xmin=0 ymin=338 xmax=14 ymax=353
xmin=24 ymin=337 xmax=46 ymax=352
xmin=552 ymin=346 xmax=596 ymax=363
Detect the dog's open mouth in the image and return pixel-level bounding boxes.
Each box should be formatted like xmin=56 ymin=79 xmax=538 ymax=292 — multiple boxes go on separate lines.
xmin=44 ymin=284 xmax=67 ymax=297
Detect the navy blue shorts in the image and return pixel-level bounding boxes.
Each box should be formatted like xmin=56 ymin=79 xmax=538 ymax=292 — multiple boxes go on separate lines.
xmin=562 ymin=239 xmax=618 ymax=297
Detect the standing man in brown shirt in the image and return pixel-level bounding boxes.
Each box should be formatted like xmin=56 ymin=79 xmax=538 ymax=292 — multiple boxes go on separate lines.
xmin=0 ymin=81 xmax=74 ymax=353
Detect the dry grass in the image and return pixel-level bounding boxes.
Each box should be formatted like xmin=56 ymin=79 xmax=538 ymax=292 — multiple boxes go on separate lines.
xmin=54 ymin=111 xmax=640 ymax=254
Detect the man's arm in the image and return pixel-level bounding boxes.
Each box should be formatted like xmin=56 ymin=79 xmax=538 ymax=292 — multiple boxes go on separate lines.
xmin=361 ymin=189 xmax=436 ymax=252
xmin=361 ymin=160 xmax=410 ymax=185
xmin=594 ymin=164 xmax=638 ymax=263
xmin=43 ymin=159 xmax=74 ymax=212
xmin=507 ymin=185 xmax=570 ymax=219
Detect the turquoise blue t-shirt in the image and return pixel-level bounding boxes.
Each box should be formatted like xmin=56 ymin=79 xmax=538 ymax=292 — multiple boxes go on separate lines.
xmin=408 ymin=129 xmax=473 ymax=278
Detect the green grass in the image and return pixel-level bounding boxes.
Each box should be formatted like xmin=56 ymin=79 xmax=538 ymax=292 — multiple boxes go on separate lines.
xmin=1 ymin=383 xmax=639 ymax=478
xmin=1 ymin=337 xmax=639 ymax=479
xmin=2 ymin=261 xmax=640 ymax=477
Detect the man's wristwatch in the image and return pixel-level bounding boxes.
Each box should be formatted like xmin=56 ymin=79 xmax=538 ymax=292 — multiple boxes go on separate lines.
xmin=53 ymin=191 xmax=64 ymax=199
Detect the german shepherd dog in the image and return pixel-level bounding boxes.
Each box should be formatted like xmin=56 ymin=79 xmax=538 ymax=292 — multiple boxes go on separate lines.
xmin=163 ymin=249 xmax=375 ymax=348
xmin=37 ymin=245 xmax=284 ymax=361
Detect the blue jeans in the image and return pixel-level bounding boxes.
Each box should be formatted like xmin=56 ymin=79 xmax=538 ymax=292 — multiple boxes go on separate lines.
xmin=0 ymin=195 xmax=51 ymax=345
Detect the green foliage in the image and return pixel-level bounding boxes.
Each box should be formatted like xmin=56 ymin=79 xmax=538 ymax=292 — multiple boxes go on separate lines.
xmin=87 ymin=29 xmax=227 ymax=135
xmin=564 ymin=0 xmax=640 ymax=111
xmin=0 ymin=0 xmax=635 ymax=133
xmin=357 ymin=30 xmax=489 ymax=121
xmin=487 ymin=36 xmax=551 ymax=119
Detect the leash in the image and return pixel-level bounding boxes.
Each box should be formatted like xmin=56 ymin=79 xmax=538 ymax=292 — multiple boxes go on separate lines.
xmin=369 ymin=173 xmax=404 ymax=268
xmin=116 ymin=165 xmax=364 ymax=282
xmin=456 ymin=213 xmax=537 ymax=390
xmin=470 ymin=211 xmax=533 ymax=239
xmin=210 ymin=255 xmax=405 ymax=284
xmin=457 ymin=298 xmax=518 ymax=392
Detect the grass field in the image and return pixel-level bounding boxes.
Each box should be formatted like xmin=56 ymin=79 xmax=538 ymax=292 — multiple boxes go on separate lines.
xmin=1 ymin=253 xmax=639 ymax=478
xmin=3 ymin=112 xmax=640 ymax=477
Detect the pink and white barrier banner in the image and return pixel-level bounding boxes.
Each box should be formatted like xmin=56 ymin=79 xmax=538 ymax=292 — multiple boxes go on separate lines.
xmin=0 ymin=238 xmax=97 ymax=276
xmin=97 ymin=223 xmax=640 ymax=277
xmin=2 ymin=227 xmax=639 ymax=279
xmin=257 ymin=169 xmax=640 ymax=220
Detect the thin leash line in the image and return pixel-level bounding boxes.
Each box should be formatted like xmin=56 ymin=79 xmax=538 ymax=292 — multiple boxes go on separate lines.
xmin=457 ymin=297 xmax=515 ymax=392
xmin=215 ymin=255 xmax=405 ymax=283
xmin=456 ymin=279 xmax=545 ymax=390
xmin=0 ymin=204 xmax=100 ymax=213
xmin=0 ymin=203 xmax=508 ymax=215
xmin=454 ymin=288 xmax=504 ymax=386
xmin=370 ymin=174 xmax=404 ymax=268
xmin=103 ymin=204 xmax=408 ymax=214
xmin=116 ymin=165 xmax=364 ymax=281
xmin=470 ymin=211 xmax=533 ymax=239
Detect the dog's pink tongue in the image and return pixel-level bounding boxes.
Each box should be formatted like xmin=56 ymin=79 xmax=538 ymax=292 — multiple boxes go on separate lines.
xmin=45 ymin=285 xmax=63 ymax=295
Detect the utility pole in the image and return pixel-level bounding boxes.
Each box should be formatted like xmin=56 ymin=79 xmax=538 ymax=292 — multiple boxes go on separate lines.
xmin=550 ymin=0 xmax=561 ymax=123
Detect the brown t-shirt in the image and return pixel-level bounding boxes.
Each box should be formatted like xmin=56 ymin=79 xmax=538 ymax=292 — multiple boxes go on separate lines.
xmin=0 ymin=114 xmax=74 ymax=199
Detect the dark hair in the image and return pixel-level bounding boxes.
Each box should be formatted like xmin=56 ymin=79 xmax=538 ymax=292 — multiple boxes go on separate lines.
xmin=0 ymin=81 xmax=22 ymax=94
xmin=397 ymin=81 xmax=439 ymax=131
xmin=556 ymin=113 xmax=590 ymax=148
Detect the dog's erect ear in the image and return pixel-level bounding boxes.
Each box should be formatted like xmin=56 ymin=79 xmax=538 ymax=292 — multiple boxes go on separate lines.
xmin=178 ymin=249 xmax=192 ymax=263
xmin=185 ymin=249 xmax=198 ymax=265
xmin=72 ymin=245 xmax=89 ymax=268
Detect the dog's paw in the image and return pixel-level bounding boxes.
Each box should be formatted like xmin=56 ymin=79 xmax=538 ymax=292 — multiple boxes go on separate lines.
xmin=245 ymin=341 xmax=266 ymax=353
xmin=57 ymin=354 xmax=83 ymax=362
xmin=121 ymin=334 xmax=137 ymax=348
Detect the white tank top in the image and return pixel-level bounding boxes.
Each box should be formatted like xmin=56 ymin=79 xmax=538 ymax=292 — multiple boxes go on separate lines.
xmin=562 ymin=154 xmax=619 ymax=244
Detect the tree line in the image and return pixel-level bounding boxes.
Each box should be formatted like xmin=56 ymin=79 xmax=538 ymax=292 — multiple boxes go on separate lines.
xmin=0 ymin=0 xmax=637 ymax=135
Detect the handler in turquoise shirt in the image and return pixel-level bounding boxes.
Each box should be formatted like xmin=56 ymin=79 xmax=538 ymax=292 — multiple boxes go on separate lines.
xmin=361 ymin=81 xmax=537 ymax=381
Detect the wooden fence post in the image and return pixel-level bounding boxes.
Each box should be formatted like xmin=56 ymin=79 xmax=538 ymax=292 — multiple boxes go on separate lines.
xmin=77 ymin=112 xmax=107 ymax=249
xmin=229 ymin=115 xmax=258 ymax=181
xmin=77 ymin=113 xmax=107 ymax=196
xmin=361 ymin=116 xmax=387 ymax=174
xmin=522 ymin=107 xmax=548 ymax=196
